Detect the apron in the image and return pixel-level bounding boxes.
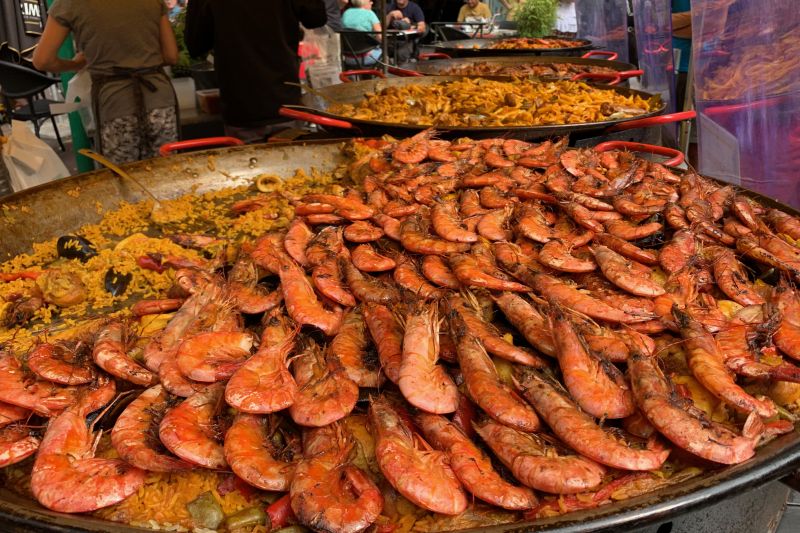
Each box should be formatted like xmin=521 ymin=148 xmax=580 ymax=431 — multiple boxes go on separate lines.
xmin=90 ymin=66 xmax=179 ymax=156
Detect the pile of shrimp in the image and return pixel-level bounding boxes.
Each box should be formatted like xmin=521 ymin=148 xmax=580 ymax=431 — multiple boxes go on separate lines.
xmin=4 ymin=131 xmax=800 ymax=533
xmin=485 ymin=38 xmax=581 ymax=50
xmin=328 ymin=79 xmax=653 ymax=128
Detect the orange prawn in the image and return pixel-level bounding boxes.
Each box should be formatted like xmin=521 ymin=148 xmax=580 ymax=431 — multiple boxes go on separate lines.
xmin=329 ymin=308 xmax=383 ymax=388
xmin=363 ymin=303 xmax=404 ymax=384
xmin=92 ymin=320 xmax=157 ymax=387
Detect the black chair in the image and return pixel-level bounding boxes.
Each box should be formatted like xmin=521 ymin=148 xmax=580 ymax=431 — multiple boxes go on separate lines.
xmin=431 ymin=23 xmax=472 ymax=42
xmin=339 ymin=31 xmax=382 ymax=69
xmin=0 ymin=60 xmax=66 ymax=151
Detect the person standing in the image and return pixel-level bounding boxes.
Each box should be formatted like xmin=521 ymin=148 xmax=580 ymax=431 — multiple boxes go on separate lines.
xmin=33 ymin=0 xmax=179 ymax=164
xmin=498 ymin=0 xmax=522 ymax=21
xmin=458 ymin=0 xmax=492 ymax=22
xmin=185 ymin=0 xmax=327 ymax=143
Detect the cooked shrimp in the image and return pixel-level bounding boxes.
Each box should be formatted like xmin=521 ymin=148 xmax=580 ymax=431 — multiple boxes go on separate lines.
xmin=515 ymin=203 xmax=555 ymax=243
xmin=449 ymin=295 xmax=546 ymax=366
xmin=0 ymin=425 xmax=40 ymax=468
xmin=290 ymin=422 xmax=383 ymax=533
xmin=449 ymin=253 xmax=530 ymax=292
xmin=284 ymin=217 xmax=314 ymax=267
xmin=706 ymin=246 xmax=764 ymax=305
xmin=351 ymin=244 xmax=396 ymax=272
xmin=0 ymin=402 xmax=30 ymax=428
xmin=330 ymin=308 xmax=382 ymax=388
xmin=27 ymin=338 xmax=96 ymax=386
xmin=593 ymin=245 xmax=665 ymax=297
xmin=492 ymin=292 xmax=556 ymax=357
xmin=459 ymin=189 xmax=490 ymax=218
xmin=130 ymin=298 xmax=184 ymax=317
xmin=111 ymin=385 xmax=193 ymax=472
xmin=473 ymin=418 xmax=605 ymax=495
xmin=400 ymin=214 xmax=471 ymax=255
xmin=225 ymin=310 xmax=298 ymax=413
xmin=604 ymin=219 xmax=663 ymax=241
xmin=371 ymin=213 xmax=402 ymax=241
xmin=659 ymin=230 xmax=697 ymax=275
xmin=416 ymin=413 xmax=537 ymax=510
xmin=312 ymin=252 xmax=356 ymax=308
xmin=393 ymin=254 xmax=446 ymax=300
xmin=31 ymin=394 xmax=146 ymax=513
xmin=477 ymin=207 xmax=514 ymax=242
xmin=341 ymin=255 xmax=400 ymax=305
xmin=363 ymin=303 xmax=403 ymax=384
xmin=594 ymin=232 xmax=658 ymax=266
xmin=92 ymin=320 xmax=157 ymax=387
xmin=766 ymin=208 xmax=800 ymax=240
xmin=302 ymin=194 xmax=374 ymax=221
xmin=227 ymin=257 xmax=282 ymax=315
xmin=627 ymin=344 xmax=762 ymax=464
xmin=399 ymin=304 xmax=458 ymax=414
xmin=279 ymin=256 xmax=343 ymax=336
xmin=224 ymin=413 xmax=300 ymax=491
xmin=771 ymin=281 xmax=800 ymax=361
xmin=159 ymin=382 xmax=228 ymax=469
xmin=532 ymin=273 xmax=647 ymax=323
xmin=455 ymin=331 xmax=540 ymax=431
xmin=344 ymin=221 xmax=384 ymax=243
xmin=538 ymin=240 xmax=596 ymax=273
xmin=176 ymin=330 xmax=254 ymax=383
xmin=289 ymin=341 xmax=358 ymax=427
xmin=370 ymin=396 xmax=467 ymax=515
xmin=431 ymin=200 xmax=479 ymax=243
xmin=673 ymin=307 xmax=777 ymax=418
xmin=515 ymin=369 xmax=670 ymax=471
xmin=393 ymin=130 xmax=432 ymax=164
xmin=715 ymin=318 xmax=800 ymax=382
xmin=421 ymin=255 xmax=461 ymax=289
xmin=0 ymin=353 xmax=80 ymax=417
xmin=550 ymin=309 xmax=635 ymax=419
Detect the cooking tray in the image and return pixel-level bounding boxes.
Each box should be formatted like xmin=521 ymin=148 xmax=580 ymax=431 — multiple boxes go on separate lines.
xmin=411 ymin=54 xmax=637 ymax=77
xmin=279 ymin=75 xmax=675 ymax=140
xmin=433 ymin=37 xmax=593 ymax=58
xmin=1 ymin=139 xmax=800 ymax=532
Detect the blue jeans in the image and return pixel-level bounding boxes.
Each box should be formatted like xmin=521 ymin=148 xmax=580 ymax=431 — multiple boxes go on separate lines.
xmin=344 ymin=47 xmax=382 ymax=68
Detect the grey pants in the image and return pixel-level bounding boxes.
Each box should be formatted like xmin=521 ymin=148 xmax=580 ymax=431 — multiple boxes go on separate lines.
xmin=99 ymin=106 xmax=178 ymax=164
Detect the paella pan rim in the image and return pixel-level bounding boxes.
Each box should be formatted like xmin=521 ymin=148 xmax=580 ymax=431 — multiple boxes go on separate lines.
xmin=432 ymin=37 xmax=594 ymax=57
xmin=410 ymin=55 xmax=638 ymax=76
xmin=1 ymin=141 xmax=799 ymax=532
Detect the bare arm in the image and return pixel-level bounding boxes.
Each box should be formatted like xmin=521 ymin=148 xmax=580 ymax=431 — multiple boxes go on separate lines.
xmin=416 ymin=21 xmax=426 ymax=33
xmin=159 ymin=14 xmax=179 ymax=65
xmin=32 ymin=16 xmax=85 ymax=72
xmin=372 ymin=21 xmax=382 ymax=31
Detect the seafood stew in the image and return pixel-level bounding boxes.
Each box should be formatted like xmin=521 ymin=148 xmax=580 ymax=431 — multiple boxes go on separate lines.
xmin=2 ymin=137 xmax=800 ymax=532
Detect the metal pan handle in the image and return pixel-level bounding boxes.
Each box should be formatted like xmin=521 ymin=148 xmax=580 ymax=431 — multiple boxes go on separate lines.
xmin=605 ymin=110 xmax=697 ymax=133
xmin=593 ymin=141 xmax=684 ymax=167
xmin=616 ymin=69 xmax=645 ymax=80
xmin=278 ymin=106 xmax=356 ymax=130
xmin=158 ymin=137 xmax=244 ymax=157
xmin=387 ymin=65 xmax=425 ymax=77
xmin=419 ymin=52 xmax=452 ymax=60
xmin=572 ymin=72 xmax=623 ymax=85
xmin=581 ymin=50 xmax=619 ymax=61
xmin=339 ymin=69 xmax=386 ymax=83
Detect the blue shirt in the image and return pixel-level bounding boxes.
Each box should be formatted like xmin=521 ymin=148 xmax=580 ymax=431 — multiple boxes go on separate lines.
xmin=387 ymin=1 xmax=425 ymax=24
xmin=342 ymin=8 xmax=380 ymax=32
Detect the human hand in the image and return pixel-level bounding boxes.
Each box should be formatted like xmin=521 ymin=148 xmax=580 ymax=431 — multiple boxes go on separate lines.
xmin=388 ymin=10 xmax=402 ymax=20
xmin=72 ymin=51 xmax=86 ymax=70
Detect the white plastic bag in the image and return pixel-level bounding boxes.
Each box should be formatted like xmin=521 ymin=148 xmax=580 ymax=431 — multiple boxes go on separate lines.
xmin=50 ymin=69 xmax=95 ymax=134
xmin=2 ymin=120 xmax=70 ymax=192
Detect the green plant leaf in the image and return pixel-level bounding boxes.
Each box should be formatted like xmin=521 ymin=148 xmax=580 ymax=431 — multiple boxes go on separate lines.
xmin=515 ymin=0 xmax=558 ymax=38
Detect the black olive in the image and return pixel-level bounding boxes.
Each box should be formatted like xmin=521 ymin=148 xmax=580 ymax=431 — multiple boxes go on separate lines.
xmin=104 ymin=268 xmax=132 ymax=296
xmin=56 ymin=235 xmax=97 ymax=262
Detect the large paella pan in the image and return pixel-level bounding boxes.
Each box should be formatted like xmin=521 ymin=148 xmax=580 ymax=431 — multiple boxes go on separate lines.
xmin=1 ymin=138 xmax=800 ymax=533
xmin=280 ymin=75 xmax=668 ymax=139
xmin=433 ymin=37 xmax=593 ymax=58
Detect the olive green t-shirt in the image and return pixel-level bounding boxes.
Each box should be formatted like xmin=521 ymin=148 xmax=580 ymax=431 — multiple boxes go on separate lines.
xmin=48 ymin=0 xmax=175 ymax=122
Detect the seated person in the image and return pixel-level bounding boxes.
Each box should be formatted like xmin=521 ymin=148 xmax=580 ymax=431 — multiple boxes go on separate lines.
xmin=385 ymin=0 xmax=426 ymax=62
xmin=385 ymin=0 xmax=426 ymax=32
xmin=457 ymin=0 xmax=491 ymax=22
xmin=341 ymin=0 xmax=382 ymax=66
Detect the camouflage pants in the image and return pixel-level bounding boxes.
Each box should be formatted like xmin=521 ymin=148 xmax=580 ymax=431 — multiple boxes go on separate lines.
xmin=99 ymin=106 xmax=178 ymax=164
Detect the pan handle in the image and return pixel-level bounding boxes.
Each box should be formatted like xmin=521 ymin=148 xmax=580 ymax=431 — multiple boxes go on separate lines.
xmin=278 ymin=106 xmax=355 ymax=130
xmin=605 ymin=110 xmax=697 ymax=133
xmin=616 ymin=69 xmax=645 ymax=80
xmin=158 ymin=137 xmax=244 ymax=157
xmin=339 ymin=69 xmax=386 ymax=83
xmin=387 ymin=65 xmax=425 ymax=77
xmin=581 ymin=50 xmax=619 ymax=61
xmin=593 ymin=141 xmax=684 ymax=167
xmin=571 ymin=72 xmax=623 ymax=85
xmin=419 ymin=52 xmax=452 ymax=60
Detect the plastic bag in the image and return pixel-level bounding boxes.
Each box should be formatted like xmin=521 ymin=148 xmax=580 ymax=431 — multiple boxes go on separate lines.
xmin=300 ymin=25 xmax=341 ymax=67
xmin=1 ymin=120 xmax=70 ymax=192
xmin=50 ymin=69 xmax=95 ymax=134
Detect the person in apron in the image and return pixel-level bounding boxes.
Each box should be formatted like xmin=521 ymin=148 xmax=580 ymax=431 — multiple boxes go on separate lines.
xmin=33 ymin=0 xmax=179 ymax=164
